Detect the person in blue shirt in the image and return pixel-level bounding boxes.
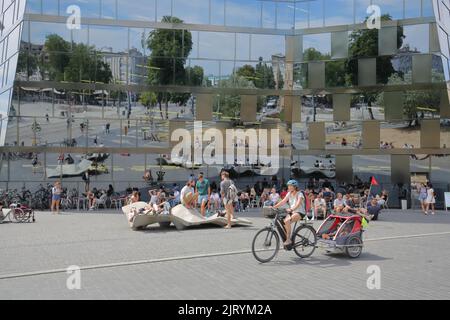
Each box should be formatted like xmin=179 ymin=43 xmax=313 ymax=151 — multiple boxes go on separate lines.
xmin=196 ymin=172 xmax=210 ymax=217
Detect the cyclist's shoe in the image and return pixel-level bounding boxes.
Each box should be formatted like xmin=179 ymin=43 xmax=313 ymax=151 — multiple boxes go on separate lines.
xmin=284 ymin=243 xmax=293 ymax=251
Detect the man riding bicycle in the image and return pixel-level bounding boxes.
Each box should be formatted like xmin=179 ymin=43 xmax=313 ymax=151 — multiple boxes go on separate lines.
xmin=268 ymin=180 xmax=306 ymax=247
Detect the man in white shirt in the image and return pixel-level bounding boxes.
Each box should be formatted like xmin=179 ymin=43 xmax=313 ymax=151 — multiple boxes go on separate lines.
xmin=180 ymin=179 xmax=197 ymax=209
xmin=333 ymin=193 xmax=345 ymax=213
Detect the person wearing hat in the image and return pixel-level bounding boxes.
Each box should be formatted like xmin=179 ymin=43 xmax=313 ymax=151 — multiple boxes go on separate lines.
xmin=196 ymin=172 xmax=210 ymax=217
xmin=269 ymin=179 xmax=305 ymax=247
xmin=180 ymin=179 xmax=197 ymax=209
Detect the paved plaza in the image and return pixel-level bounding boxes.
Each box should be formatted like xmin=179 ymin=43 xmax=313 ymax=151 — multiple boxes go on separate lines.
xmin=1 ymin=209 xmax=450 ymax=300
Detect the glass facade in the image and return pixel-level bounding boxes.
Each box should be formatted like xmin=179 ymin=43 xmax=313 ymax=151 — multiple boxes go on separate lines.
xmin=0 ymin=0 xmax=449 ymax=200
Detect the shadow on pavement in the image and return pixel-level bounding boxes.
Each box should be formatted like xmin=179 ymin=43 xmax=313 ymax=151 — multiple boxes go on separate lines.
xmin=263 ymin=252 xmax=391 ymax=268
xmin=137 ymin=223 xmax=255 ymax=234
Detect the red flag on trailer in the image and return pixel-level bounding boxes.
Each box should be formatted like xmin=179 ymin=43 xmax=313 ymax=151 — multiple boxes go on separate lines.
xmin=371 ymin=176 xmax=379 ymax=186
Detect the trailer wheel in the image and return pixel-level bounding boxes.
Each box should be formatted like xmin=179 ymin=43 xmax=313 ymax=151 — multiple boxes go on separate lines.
xmin=345 ymin=236 xmax=363 ymax=258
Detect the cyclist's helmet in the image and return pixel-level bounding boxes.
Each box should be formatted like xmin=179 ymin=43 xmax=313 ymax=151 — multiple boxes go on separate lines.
xmin=287 ymin=180 xmax=299 ymax=188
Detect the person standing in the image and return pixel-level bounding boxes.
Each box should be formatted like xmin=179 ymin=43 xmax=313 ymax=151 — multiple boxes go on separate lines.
xmin=220 ymin=171 xmax=236 ymax=229
xmin=425 ymin=183 xmax=436 ymax=215
xmin=195 ymin=172 xmax=210 ymax=217
xmin=418 ymin=183 xmax=428 ymax=214
xmin=82 ymin=171 xmax=90 ymax=193
xmin=51 ymin=181 xmax=62 ymax=215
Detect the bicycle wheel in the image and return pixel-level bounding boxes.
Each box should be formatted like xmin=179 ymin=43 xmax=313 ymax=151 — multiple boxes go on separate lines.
xmin=12 ymin=208 xmax=28 ymax=223
xmin=293 ymin=225 xmax=317 ymax=258
xmin=252 ymin=227 xmax=280 ymax=263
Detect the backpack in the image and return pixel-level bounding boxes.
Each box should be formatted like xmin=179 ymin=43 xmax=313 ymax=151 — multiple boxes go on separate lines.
xmin=227 ymin=182 xmax=238 ymax=202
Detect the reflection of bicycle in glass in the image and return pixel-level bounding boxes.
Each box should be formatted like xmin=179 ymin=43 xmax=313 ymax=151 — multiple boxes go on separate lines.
xmin=252 ymin=208 xmax=317 ymax=263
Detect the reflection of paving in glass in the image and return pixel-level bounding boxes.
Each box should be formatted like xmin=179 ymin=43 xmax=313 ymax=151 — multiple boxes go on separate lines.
xmin=4 ymin=101 xmax=182 ymax=147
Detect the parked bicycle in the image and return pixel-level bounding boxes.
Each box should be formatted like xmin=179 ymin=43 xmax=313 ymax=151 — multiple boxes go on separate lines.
xmin=60 ymin=188 xmax=78 ymax=210
xmin=251 ymin=208 xmax=317 ymax=263
xmin=0 ymin=203 xmax=35 ymax=224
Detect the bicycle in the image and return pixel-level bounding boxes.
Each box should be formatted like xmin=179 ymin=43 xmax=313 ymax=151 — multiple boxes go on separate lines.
xmin=251 ymin=208 xmax=317 ymax=263
xmin=1 ymin=203 xmax=35 ymax=223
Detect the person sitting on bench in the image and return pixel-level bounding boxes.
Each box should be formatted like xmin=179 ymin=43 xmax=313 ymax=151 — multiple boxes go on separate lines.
xmin=180 ymin=179 xmax=197 ymax=209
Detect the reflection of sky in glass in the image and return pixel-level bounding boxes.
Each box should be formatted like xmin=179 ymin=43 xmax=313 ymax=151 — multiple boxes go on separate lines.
xmin=101 ymin=0 xmax=117 ymax=19
xmin=355 ymin=0 xmax=371 ymax=23
xmin=423 ymin=0 xmax=434 ymax=17
xmin=59 ymin=0 xmax=100 ymax=18
xmin=372 ymin=0 xmax=403 ymax=20
xmin=173 ymin=0 xmax=209 ymax=24
xmin=189 ymin=31 xmax=199 ymax=59
xmin=325 ymin=0 xmax=353 ymax=26
xmin=277 ymin=2 xmax=295 ymax=29
xmin=404 ymin=0 xmax=421 ymax=19
xmin=220 ymin=60 xmax=236 ymax=78
xmin=89 ymin=26 xmax=128 ymax=53
xmin=157 ymin=0 xmax=172 ymax=22
xmin=199 ymin=32 xmax=234 ymax=60
xmin=42 ymin=0 xmax=58 ymax=15
xmin=72 ymin=25 xmax=88 ymax=45
xmin=236 ymin=33 xmax=251 ymax=61
xmin=309 ymin=0 xmax=324 ymax=28
xmin=129 ymin=28 xmax=148 ymax=55
xmin=189 ymin=59 xmax=219 ymax=78
xmin=295 ymin=1 xmax=308 ymax=29
xmin=118 ymin=0 xmax=156 ymax=21
xmin=304 ymin=33 xmax=331 ymax=56
xmin=26 ymin=0 xmax=430 ymax=28
xmin=226 ymin=0 xmax=259 ymax=27
xmin=251 ymin=34 xmax=285 ymax=61
xmin=210 ymin=0 xmax=225 ymax=25
xmin=30 ymin=22 xmax=71 ymax=45
xmin=25 ymin=0 xmax=41 ymax=14
xmin=262 ymin=1 xmax=276 ymax=29
xmin=402 ymin=24 xmax=429 ymax=53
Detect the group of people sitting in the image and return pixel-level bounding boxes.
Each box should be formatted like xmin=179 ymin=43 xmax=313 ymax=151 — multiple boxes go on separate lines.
xmin=127 ymin=182 xmax=184 ymax=222
xmin=85 ymin=185 xmax=115 ymax=210
xmin=262 ymin=184 xmax=386 ymax=222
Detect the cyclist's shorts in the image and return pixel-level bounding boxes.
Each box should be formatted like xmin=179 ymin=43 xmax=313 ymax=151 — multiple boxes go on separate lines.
xmin=289 ymin=211 xmax=306 ymax=219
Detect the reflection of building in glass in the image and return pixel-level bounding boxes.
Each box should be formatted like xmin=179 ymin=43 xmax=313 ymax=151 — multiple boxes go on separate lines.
xmin=0 ymin=0 xmax=450 ymax=204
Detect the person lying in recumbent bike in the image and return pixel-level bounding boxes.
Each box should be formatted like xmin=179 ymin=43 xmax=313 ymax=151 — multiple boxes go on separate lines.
xmin=267 ymin=180 xmax=306 ymax=247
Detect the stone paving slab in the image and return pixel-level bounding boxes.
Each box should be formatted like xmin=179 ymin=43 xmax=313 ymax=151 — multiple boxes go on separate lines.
xmin=0 ymin=209 xmax=449 ymax=299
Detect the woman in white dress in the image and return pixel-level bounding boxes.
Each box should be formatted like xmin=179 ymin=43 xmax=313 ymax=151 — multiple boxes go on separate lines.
xmin=425 ymin=183 xmax=436 ymax=215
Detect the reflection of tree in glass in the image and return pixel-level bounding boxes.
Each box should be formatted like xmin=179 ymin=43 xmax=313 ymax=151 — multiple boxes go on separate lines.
xmin=40 ymin=34 xmax=112 ymax=84
xmin=377 ymin=70 xmax=444 ymax=127
xmin=146 ymin=16 xmax=204 ymax=119
xmin=215 ymin=58 xmax=280 ymax=118
xmin=140 ymin=92 xmax=157 ymax=108
xmin=346 ymin=14 xmax=405 ymax=120
xmin=236 ymin=58 xmax=278 ymax=90
xmin=17 ymin=50 xmax=38 ymax=78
